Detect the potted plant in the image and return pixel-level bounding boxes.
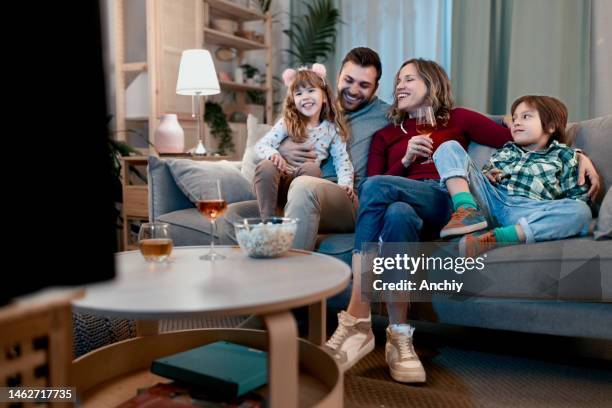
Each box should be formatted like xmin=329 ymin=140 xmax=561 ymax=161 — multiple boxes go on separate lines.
xmin=239 ymin=63 xmax=262 ymax=85
xmin=283 ymin=0 xmax=342 ymax=65
xmin=204 ymin=101 xmax=235 ymax=155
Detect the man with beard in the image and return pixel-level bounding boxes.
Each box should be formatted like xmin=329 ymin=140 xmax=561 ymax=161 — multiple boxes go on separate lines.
xmin=276 ymin=47 xmax=391 ymax=249
xmin=222 ymin=47 xmax=390 ymax=248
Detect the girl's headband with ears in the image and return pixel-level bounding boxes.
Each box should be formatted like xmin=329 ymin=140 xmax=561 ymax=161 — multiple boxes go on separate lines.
xmin=281 ymin=63 xmax=327 ymax=87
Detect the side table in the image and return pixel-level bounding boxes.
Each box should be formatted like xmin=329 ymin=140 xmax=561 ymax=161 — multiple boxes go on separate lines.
xmin=72 ymin=246 xmax=351 ymax=407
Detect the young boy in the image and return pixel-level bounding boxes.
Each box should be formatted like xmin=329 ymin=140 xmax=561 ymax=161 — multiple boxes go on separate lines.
xmin=432 ymin=95 xmax=592 ymax=256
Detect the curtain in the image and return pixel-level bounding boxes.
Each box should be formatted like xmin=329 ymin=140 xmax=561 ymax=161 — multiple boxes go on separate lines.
xmin=451 ymin=0 xmax=592 ymax=121
xmin=590 ymin=0 xmax=612 ymax=118
xmin=289 ymin=0 xmax=452 ymax=103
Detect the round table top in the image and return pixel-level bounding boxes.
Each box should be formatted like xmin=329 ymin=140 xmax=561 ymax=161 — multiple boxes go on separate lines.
xmin=72 ymin=246 xmax=351 ymax=319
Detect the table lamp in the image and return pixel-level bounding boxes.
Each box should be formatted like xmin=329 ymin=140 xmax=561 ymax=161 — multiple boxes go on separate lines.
xmin=176 ymin=49 xmax=220 ymax=156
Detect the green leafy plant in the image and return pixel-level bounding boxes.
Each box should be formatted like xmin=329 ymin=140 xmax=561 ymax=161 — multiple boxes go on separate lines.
xmin=283 ymin=0 xmax=342 ymax=65
xmin=107 ymin=116 xmax=150 ymax=227
xmin=240 ymin=63 xmax=260 ymax=79
xmin=204 ymin=101 xmax=235 ymax=155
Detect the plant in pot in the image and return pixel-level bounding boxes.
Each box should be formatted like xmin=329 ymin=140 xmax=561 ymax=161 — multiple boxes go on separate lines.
xmin=204 ymin=101 xmax=235 ymax=155
xmin=108 ymin=123 xmax=150 ymax=229
xmin=283 ymin=0 xmax=342 ymax=65
xmin=239 ymin=63 xmax=262 ymax=85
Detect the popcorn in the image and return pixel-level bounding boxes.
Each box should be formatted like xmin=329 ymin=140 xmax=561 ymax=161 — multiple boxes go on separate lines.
xmin=235 ymin=219 xmax=297 ymax=258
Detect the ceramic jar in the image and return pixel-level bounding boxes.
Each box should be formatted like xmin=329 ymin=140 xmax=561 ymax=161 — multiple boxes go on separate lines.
xmin=154 ymin=114 xmax=184 ymax=153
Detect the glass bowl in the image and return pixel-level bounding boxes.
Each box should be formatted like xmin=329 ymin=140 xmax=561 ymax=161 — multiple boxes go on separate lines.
xmin=234 ymin=217 xmax=298 ymax=258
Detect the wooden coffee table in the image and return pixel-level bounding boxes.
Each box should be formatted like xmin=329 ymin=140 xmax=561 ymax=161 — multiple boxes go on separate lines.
xmin=72 ymin=246 xmax=351 ymax=407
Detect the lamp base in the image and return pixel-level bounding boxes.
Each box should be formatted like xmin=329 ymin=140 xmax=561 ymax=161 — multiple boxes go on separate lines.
xmin=193 ymin=140 xmax=207 ymax=156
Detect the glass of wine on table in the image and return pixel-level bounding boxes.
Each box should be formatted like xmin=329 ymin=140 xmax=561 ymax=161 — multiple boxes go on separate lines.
xmin=196 ymin=179 xmax=227 ymax=261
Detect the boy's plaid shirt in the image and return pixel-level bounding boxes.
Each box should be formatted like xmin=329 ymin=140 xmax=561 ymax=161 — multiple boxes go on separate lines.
xmin=482 ymin=140 xmax=589 ymax=201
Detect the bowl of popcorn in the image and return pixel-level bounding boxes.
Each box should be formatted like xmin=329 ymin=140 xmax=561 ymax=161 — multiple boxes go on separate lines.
xmin=234 ymin=217 xmax=298 ymax=258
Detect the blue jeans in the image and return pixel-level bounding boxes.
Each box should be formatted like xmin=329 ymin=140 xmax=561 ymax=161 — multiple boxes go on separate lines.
xmin=433 ymin=141 xmax=592 ymax=243
xmin=353 ymin=175 xmax=453 ymax=252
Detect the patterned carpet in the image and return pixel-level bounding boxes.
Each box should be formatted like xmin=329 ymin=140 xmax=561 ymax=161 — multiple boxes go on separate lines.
xmin=344 ymin=344 xmax=612 ymax=408
xmin=73 ymin=314 xmax=612 ymax=407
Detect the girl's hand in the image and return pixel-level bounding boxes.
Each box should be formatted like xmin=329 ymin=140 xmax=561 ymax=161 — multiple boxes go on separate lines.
xmin=340 ymin=185 xmax=357 ymax=203
xmin=271 ymin=153 xmax=287 ymax=172
xmin=403 ymin=135 xmax=433 ymax=163
xmin=485 ymin=168 xmax=505 ymax=184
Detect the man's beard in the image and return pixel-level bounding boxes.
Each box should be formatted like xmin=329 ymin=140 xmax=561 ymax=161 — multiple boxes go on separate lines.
xmin=338 ymin=89 xmax=369 ymax=111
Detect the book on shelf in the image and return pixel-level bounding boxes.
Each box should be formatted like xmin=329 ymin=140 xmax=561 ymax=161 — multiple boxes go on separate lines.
xmin=115 ymin=382 xmax=265 ymax=407
xmin=150 ymin=341 xmax=268 ymax=400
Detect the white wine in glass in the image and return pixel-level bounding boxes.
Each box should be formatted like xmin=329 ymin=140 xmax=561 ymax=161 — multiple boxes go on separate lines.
xmin=416 ymin=106 xmax=437 ymax=164
xmin=196 ymin=180 xmax=227 ymax=260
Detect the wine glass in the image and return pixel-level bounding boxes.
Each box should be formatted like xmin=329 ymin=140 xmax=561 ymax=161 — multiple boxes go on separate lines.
xmin=196 ymin=179 xmax=227 ymax=260
xmin=415 ymin=106 xmax=437 ymax=164
xmin=138 ymin=222 xmax=173 ymax=263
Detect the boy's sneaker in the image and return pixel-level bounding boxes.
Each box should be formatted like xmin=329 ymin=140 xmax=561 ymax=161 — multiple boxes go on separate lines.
xmin=385 ymin=325 xmax=426 ymax=383
xmin=459 ymin=230 xmax=497 ymax=257
xmin=440 ymin=207 xmax=488 ymax=238
xmin=323 ymin=311 xmax=375 ymax=372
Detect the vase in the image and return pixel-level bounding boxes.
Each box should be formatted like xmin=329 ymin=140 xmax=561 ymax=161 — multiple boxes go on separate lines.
xmin=155 ymin=114 xmax=184 ymax=154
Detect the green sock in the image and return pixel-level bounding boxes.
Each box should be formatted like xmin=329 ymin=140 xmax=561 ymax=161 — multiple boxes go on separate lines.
xmin=452 ymin=192 xmax=478 ymax=211
xmin=493 ymin=226 xmax=520 ymax=243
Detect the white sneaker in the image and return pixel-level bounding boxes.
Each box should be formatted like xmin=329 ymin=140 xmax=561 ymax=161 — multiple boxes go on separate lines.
xmin=385 ymin=324 xmax=426 ymax=383
xmin=323 ymin=311 xmax=375 ymax=372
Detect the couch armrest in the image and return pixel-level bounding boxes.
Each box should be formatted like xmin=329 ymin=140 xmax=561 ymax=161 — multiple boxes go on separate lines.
xmin=148 ymin=156 xmax=193 ymax=221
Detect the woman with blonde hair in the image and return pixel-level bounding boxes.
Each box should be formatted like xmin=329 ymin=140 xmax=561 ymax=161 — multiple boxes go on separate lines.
xmin=323 ymin=58 xmax=513 ymax=383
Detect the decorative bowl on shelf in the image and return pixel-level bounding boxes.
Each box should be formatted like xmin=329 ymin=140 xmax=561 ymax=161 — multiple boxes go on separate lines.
xmin=234 ymin=217 xmax=298 ymax=258
xmin=211 ymin=19 xmax=238 ymax=34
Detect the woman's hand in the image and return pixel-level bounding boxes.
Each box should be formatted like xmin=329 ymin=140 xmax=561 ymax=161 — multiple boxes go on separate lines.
xmin=270 ymin=153 xmax=288 ymax=172
xmin=340 ymin=185 xmax=357 ymax=203
xmin=577 ymin=152 xmax=601 ymax=200
xmin=403 ymin=135 xmax=433 ymax=164
xmin=484 ymin=168 xmax=505 ymax=184
xmin=502 ymin=114 xmax=513 ymax=129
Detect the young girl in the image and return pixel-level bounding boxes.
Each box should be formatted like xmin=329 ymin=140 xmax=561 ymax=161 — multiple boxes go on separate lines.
xmin=253 ymin=64 xmax=354 ymax=218
xmin=432 ymin=95 xmax=592 ymax=256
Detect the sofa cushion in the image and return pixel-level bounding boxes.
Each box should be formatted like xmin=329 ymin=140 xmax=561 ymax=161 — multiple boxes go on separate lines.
xmin=148 ymin=156 xmax=194 ymax=220
xmin=595 ymin=187 xmax=612 ymax=240
xmin=569 ymin=115 xmax=612 ymax=193
xmin=157 ymin=208 xmax=234 ymax=246
xmin=241 ymin=114 xmax=272 ymax=184
xmin=166 ymin=158 xmax=254 ymax=205
xmin=429 ymin=238 xmax=612 ymax=301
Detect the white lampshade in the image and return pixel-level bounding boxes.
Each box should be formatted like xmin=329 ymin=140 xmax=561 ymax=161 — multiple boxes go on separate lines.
xmin=176 ymin=49 xmax=220 ymax=95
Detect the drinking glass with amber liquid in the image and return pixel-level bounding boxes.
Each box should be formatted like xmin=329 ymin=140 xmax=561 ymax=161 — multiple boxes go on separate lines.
xmin=196 ymin=179 xmax=227 ymax=260
xmin=138 ymin=222 xmax=173 ymax=263
xmin=415 ymin=105 xmax=437 ymax=164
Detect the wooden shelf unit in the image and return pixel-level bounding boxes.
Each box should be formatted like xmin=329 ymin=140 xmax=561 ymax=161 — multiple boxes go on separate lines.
xmin=203 ymin=0 xmax=273 ymax=125
xmin=219 ymin=79 xmax=268 ymax=92
xmin=207 ymin=0 xmax=266 ymax=21
xmin=203 ymin=27 xmax=267 ymax=50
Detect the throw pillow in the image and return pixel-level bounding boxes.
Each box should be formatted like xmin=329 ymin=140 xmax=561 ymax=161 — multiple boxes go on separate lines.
xmin=594 ymin=187 xmax=612 ymax=240
xmin=241 ymin=114 xmax=272 ymax=184
xmin=571 ymin=115 xmax=612 ymax=205
xmin=166 ymin=158 xmax=254 ymax=204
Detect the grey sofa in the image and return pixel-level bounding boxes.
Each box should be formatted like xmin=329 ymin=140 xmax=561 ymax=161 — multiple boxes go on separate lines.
xmin=148 ymin=114 xmax=612 ymax=341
